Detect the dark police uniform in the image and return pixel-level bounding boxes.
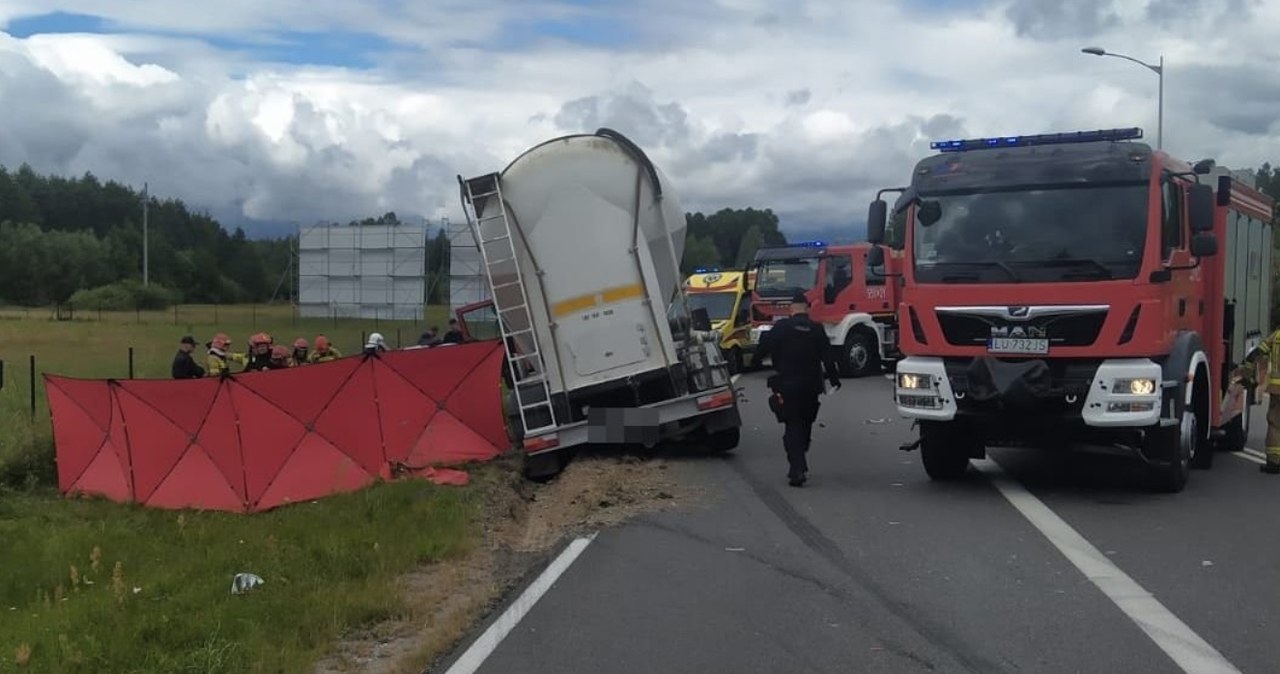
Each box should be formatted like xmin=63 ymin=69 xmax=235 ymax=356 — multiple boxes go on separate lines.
xmin=755 ymin=291 xmax=841 ymax=486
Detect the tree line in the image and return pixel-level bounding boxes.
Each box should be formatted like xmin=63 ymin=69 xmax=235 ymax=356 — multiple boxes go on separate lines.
xmin=3 ymin=161 xmax=1276 ymax=309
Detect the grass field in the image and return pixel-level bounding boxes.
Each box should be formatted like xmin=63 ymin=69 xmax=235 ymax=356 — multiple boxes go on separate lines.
xmin=0 ymin=303 xmax=453 ymax=487
xmin=0 ymin=303 xmax=499 ymax=674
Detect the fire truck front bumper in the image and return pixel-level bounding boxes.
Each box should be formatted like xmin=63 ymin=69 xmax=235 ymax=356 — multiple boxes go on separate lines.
xmin=894 ymin=356 xmax=1164 ymax=429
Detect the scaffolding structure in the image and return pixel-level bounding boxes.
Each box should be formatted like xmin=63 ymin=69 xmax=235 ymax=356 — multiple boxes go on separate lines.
xmin=445 ymin=215 xmax=490 ymax=313
xmin=297 ymin=223 xmax=427 ymax=321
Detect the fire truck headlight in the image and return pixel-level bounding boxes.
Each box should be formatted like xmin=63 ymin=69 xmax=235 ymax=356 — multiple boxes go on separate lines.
xmin=897 ymin=373 xmax=933 ymax=390
xmin=1114 ymin=378 xmax=1157 ymax=396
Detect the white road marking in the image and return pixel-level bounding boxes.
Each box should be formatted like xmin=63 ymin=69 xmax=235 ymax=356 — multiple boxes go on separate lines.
xmin=444 ymin=533 xmax=597 ymax=674
xmin=731 ymin=373 xmax=742 ymax=384
xmin=975 ymin=459 xmax=1242 ymax=674
xmin=1235 ymin=451 xmax=1266 ymax=465
xmin=1241 ymin=447 xmax=1266 ymax=460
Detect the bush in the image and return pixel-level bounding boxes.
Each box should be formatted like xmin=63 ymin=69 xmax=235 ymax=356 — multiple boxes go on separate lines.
xmin=68 ymin=280 xmax=181 ymax=311
xmin=0 ymin=436 xmax=56 ymax=491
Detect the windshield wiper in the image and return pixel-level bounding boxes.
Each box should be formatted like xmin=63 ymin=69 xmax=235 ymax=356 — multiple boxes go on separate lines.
xmin=1034 ymin=258 xmax=1114 ymax=279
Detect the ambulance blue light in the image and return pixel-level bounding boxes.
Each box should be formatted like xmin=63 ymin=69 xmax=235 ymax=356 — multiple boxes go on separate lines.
xmin=930 ymin=127 xmax=1143 ymax=152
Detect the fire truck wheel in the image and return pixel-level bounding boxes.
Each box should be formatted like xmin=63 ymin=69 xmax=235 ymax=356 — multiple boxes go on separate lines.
xmin=919 ymin=421 xmax=973 ymax=481
xmin=839 ymin=330 xmax=879 ymax=378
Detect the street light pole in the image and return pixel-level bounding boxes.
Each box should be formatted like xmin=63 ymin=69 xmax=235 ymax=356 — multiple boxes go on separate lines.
xmin=1081 ymin=46 xmax=1164 ymax=150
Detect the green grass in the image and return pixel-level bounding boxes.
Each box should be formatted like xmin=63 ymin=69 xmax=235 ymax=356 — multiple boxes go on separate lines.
xmin=0 ymin=303 xmax=452 ymax=488
xmin=0 ymin=303 xmax=498 ymax=673
xmin=0 ymin=476 xmax=483 ymax=674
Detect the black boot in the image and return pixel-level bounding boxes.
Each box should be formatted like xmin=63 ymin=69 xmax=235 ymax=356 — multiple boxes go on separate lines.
xmin=1261 ymin=463 xmax=1280 ymax=475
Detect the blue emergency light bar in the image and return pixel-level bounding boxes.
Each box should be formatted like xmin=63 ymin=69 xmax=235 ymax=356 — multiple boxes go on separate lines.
xmin=930 ymin=127 xmax=1144 ymax=153
xmin=693 ymin=267 xmax=722 ymax=273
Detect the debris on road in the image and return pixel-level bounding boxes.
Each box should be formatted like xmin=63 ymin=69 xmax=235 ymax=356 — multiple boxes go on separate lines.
xmin=231 ymin=573 xmax=264 ymax=595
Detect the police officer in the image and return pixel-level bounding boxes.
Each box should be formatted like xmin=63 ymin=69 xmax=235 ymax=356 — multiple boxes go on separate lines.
xmin=755 ymin=291 xmax=841 ymax=486
xmin=1238 ymin=331 xmax=1280 ymax=474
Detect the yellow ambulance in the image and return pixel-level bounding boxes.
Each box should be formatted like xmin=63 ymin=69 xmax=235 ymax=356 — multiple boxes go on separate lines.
xmin=684 ymin=269 xmax=754 ymax=374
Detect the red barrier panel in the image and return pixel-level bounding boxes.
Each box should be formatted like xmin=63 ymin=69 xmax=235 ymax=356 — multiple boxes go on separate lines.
xmin=45 ymin=341 xmax=509 ymax=512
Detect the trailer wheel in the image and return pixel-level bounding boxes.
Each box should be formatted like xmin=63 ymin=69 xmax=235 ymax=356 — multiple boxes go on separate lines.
xmin=919 ymin=421 xmax=974 ymax=481
xmin=703 ymin=426 xmax=740 ymax=454
xmin=727 ymin=347 xmax=744 ymax=376
xmin=839 ymin=330 xmax=878 ymax=379
xmin=523 ymin=450 xmax=568 ymax=482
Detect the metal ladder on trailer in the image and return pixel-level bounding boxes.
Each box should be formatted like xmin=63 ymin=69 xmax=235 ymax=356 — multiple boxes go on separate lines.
xmin=459 ymin=173 xmax=558 ymax=437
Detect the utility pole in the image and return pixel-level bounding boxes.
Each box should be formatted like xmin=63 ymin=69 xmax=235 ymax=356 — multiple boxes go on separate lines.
xmin=142 ymin=182 xmax=150 ymax=286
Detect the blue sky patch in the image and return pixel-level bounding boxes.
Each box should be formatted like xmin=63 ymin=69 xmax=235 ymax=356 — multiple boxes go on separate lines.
xmin=3 ymin=11 xmax=400 ymax=69
xmin=496 ymin=11 xmax=640 ymax=50
xmin=4 ymin=11 xmax=108 ymax=37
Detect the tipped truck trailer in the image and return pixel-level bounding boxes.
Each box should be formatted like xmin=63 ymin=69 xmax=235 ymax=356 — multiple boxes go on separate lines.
xmin=683 ymin=269 xmax=754 ymax=374
xmin=748 ymin=241 xmax=902 ymax=377
xmin=458 ymin=128 xmax=742 ymax=478
xmin=865 ymin=127 xmax=1275 ymax=492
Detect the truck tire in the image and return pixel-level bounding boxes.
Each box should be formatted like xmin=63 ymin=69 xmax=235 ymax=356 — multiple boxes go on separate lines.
xmin=839 ymin=330 xmax=879 ymax=379
xmin=703 ymin=426 xmax=740 ymax=454
xmin=727 ymin=347 xmax=744 ymax=376
xmin=1219 ymin=406 xmax=1248 ymax=453
xmin=1146 ymin=423 xmax=1189 ymax=493
xmin=523 ymin=450 xmax=568 ymax=482
xmin=919 ymin=421 xmax=974 ymax=481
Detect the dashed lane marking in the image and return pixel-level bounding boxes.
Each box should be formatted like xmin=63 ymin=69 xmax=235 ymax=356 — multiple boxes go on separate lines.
xmin=444 ymin=533 xmax=597 ymax=674
xmin=976 ymin=459 xmax=1243 ymax=674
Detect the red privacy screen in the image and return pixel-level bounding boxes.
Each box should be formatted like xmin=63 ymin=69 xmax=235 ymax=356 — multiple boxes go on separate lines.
xmin=45 ymin=341 xmax=509 ymax=513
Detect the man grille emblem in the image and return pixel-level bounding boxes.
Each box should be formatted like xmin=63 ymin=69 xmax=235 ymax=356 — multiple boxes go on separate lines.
xmin=1008 ymin=306 xmax=1030 ymax=318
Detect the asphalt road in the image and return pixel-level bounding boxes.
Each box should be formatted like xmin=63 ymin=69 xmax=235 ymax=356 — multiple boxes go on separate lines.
xmin=437 ymin=371 xmax=1280 ymax=674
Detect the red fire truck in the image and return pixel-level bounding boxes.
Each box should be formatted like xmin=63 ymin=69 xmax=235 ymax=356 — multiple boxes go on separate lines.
xmin=747 ymin=241 xmax=902 ymax=377
xmin=865 ymin=127 xmax=1275 ymax=492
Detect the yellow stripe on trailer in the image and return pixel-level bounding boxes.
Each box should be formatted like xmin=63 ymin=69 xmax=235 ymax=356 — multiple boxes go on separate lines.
xmin=551 ymin=283 xmax=646 ymax=317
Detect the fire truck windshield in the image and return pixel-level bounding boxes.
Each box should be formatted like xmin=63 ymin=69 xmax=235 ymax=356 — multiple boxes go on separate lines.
xmin=912 ymin=182 xmax=1148 ymax=283
xmin=686 ymin=291 xmax=738 ymax=321
xmin=754 ymin=258 xmax=819 ymax=297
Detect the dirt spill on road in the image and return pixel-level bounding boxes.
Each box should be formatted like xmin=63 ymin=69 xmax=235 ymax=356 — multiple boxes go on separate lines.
xmin=313 ymin=452 xmax=702 ymax=674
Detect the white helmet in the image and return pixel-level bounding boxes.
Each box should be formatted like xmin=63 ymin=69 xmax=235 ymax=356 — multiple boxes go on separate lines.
xmin=366 ymin=332 xmax=386 ymax=349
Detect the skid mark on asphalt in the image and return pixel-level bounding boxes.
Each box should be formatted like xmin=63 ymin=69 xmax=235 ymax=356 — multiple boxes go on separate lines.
xmin=728 ymin=460 xmax=1004 ymax=674
xmin=976 ymin=459 xmax=1242 ymax=674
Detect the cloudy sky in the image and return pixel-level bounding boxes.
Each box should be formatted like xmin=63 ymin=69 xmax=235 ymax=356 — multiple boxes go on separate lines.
xmin=1 ymin=0 xmax=1277 ymax=239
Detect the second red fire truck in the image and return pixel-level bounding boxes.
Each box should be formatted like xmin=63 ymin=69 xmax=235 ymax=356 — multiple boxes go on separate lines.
xmin=748 ymin=241 xmax=902 ymax=377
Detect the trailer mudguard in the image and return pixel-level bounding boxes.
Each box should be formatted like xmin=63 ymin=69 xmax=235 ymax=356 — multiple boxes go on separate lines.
xmin=1160 ymin=330 xmax=1208 ymax=421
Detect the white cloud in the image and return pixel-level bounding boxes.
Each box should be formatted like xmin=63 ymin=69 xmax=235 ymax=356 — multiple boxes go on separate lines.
xmin=0 ymin=0 xmax=1277 ymax=237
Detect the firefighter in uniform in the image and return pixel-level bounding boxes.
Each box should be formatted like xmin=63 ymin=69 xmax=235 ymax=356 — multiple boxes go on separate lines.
xmin=1238 ymin=330 xmax=1280 ymax=474
xmin=755 ymin=291 xmax=842 ymax=487
xmin=205 ymin=333 xmax=247 ymax=376
xmin=308 ymin=335 xmax=343 ymax=364
xmin=244 ymin=333 xmax=274 ymax=372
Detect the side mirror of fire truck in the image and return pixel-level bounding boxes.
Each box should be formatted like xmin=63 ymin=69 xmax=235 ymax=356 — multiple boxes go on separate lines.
xmin=1188 ymin=183 xmax=1215 ymax=233
xmin=866 ymin=245 xmax=885 ymax=268
xmin=867 ymin=200 xmax=888 ymax=244
xmin=1190 ymin=233 xmax=1218 ymax=258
